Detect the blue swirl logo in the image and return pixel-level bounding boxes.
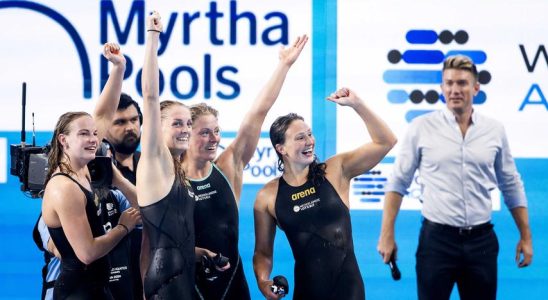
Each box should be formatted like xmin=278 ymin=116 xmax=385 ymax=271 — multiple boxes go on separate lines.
xmin=383 ymin=29 xmax=491 ymax=122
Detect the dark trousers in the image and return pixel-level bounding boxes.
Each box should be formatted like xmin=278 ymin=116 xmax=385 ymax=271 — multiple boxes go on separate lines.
xmin=416 ymin=219 xmax=499 ymax=300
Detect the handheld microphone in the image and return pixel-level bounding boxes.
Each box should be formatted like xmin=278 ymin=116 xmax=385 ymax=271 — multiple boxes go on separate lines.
xmin=200 ymin=253 xmax=229 ymax=281
xmin=388 ymin=253 xmax=401 ymax=281
xmin=270 ymin=275 xmax=289 ymax=295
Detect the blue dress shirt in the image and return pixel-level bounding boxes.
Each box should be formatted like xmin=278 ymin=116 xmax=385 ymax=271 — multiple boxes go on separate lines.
xmin=385 ymin=108 xmax=527 ymax=227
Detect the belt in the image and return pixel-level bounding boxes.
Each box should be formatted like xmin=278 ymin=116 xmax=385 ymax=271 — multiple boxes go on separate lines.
xmin=423 ymin=218 xmax=493 ymax=236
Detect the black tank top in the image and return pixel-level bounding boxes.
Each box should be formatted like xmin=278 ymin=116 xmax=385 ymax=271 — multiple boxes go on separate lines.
xmin=114 ymin=150 xmax=143 ymax=300
xmin=97 ymin=191 xmax=139 ymax=300
xmin=190 ymin=163 xmax=250 ymax=300
xmin=140 ymin=177 xmax=196 ymax=300
xmin=47 ymin=173 xmax=111 ymax=299
xmin=275 ymin=177 xmax=365 ymax=300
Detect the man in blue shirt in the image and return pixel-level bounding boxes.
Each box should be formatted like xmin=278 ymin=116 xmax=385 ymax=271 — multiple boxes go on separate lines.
xmin=377 ymin=55 xmax=533 ymax=300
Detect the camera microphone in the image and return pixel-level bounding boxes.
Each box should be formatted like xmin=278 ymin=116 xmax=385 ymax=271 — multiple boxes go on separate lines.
xmin=388 ymin=252 xmax=401 ymax=281
xmin=32 ymin=112 xmax=36 ymax=147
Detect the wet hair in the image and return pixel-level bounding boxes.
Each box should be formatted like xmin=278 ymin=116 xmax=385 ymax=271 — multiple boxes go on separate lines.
xmin=442 ymin=55 xmax=478 ymax=81
xmin=45 ymin=111 xmax=91 ymax=186
xmin=269 ymin=113 xmax=326 ymax=186
xmin=159 ymin=100 xmax=190 ymax=185
xmin=190 ymin=102 xmax=218 ymax=123
xmin=119 ymin=93 xmax=143 ymax=124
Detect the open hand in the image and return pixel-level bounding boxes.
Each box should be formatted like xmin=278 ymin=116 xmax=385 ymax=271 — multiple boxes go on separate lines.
xmin=279 ymin=34 xmax=308 ymax=67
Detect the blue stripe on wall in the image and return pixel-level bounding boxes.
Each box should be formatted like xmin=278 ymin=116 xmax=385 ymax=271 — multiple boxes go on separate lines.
xmin=312 ymin=0 xmax=337 ymax=160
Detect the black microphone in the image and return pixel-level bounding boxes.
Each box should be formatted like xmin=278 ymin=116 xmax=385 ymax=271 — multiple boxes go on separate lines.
xmin=388 ymin=253 xmax=401 ymax=280
xmin=200 ymin=253 xmax=229 ymax=281
xmin=270 ymin=275 xmax=289 ymax=295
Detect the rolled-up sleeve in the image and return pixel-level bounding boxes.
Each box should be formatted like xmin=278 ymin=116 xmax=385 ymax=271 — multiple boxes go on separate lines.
xmin=495 ymin=126 xmax=527 ymax=209
xmin=385 ymin=121 xmax=421 ymax=196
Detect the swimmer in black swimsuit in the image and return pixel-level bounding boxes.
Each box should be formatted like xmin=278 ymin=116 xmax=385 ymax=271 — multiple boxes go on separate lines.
xmin=138 ymin=11 xmax=197 ymax=299
xmin=183 ymin=35 xmax=308 ymax=300
xmin=253 ymin=88 xmax=397 ymax=299
xmin=41 ymin=44 xmax=141 ymax=299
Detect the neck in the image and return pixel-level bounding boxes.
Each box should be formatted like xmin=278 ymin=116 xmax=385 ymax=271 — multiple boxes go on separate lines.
xmin=60 ymin=156 xmax=88 ymax=178
xmin=183 ymin=155 xmax=211 ymax=179
xmin=282 ymin=162 xmax=309 ymax=186
xmin=451 ymin=108 xmax=473 ymax=137
xmin=115 ymin=152 xmax=134 ymax=170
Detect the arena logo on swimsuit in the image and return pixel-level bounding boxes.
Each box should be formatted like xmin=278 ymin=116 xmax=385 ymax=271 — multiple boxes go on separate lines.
xmin=196 ymin=183 xmax=211 ymax=191
xmin=291 ymin=186 xmax=316 ymax=201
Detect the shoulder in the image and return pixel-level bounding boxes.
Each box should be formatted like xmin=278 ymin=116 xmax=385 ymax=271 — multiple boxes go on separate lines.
xmin=45 ymin=175 xmax=83 ymax=200
xmin=255 ymin=178 xmax=280 ymax=206
xmin=411 ymin=110 xmax=441 ymax=127
xmin=43 ymin=175 xmax=86 ymax=212
xmin=474 ymin=111 xmax=504 ymax=131
xmin=261 ymin=177 xmax=280 ymax=193
xmin=215 ymin=148 xmax=236 ymax=170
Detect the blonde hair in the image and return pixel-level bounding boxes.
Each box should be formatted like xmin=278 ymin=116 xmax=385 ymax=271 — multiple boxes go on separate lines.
xmin=190 ymin=102 xmax=218 ymax=122
xmin=160 ymin=100 xmax=188 ymax=120
xmin=443 ymin=55 xmax=478 ymax=81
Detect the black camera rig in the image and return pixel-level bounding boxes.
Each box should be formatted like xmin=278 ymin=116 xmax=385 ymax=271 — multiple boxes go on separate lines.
xmin=10 ymin=83 xmax=113 ymax=198
xmin=10 ymin=83 xmax=49 ymax=198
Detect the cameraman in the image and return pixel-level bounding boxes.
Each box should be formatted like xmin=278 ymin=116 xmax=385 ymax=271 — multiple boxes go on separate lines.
xmin=105 ymin=93 xmax=142 ymax=185
xmin=100 ymin=94 xmax=143 ymax=300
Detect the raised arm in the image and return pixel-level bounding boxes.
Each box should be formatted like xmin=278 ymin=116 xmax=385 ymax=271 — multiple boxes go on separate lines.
xmin=253 ymin=183 xmax=282 ymax=300
xmin=140 ymin=12 xmax=164 ymax=160
xmin=94 ymin=43 xmax=126 ymax=143
xmin=326 ymin=88 xmax=397 ymax=180
xmin=221 ymin=35 xmax=309 ymax=171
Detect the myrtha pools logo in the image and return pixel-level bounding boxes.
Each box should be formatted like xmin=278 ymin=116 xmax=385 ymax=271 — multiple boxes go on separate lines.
xmin=383 ymin=29 xmax=491 ymax=122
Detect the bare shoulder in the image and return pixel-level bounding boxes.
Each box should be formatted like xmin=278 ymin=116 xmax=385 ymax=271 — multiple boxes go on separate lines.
xmin=44 ymin=175 xmax=85 ymax=205
xmin=255 ymin=178 xmax=280 ymax=210
xmin=215 ymin=146 xmax=237 ymax=172
xmin=42 ymin=175 xmax=86 ymax=226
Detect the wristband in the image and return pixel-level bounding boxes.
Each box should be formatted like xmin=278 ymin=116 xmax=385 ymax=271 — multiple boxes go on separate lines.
xmin=118 ymin=223 xmax=129 ymax=235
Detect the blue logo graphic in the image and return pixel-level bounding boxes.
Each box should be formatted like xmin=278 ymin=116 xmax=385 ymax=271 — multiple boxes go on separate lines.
xmin=0 ymin=1 xmax=92 ymax=98
xmin=352 ymin=169 xmax=387 ymax=203
xmin=383 ymin=29 xmax=491 ymax=122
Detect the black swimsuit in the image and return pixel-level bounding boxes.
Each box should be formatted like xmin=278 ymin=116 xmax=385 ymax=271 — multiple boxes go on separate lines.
xmin=190 ymin=163 xmax=250 ymax=300
xmin=275 ymin=177 xmax=365 ymax=300
xmin=47 ymin=173 xmax=112 ymax=300
xmin=140 ymin=177 xmax=196 ymax=299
